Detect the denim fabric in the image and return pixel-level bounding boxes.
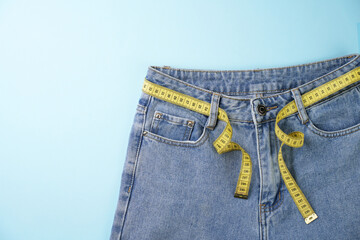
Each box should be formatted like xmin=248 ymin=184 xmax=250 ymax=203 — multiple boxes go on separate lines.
xmin=110 ymin=53 xmax=360 ymax=240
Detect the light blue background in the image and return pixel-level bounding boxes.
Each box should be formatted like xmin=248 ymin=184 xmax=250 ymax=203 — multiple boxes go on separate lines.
xmin=0 ymin=0 xmax=359 ymax=239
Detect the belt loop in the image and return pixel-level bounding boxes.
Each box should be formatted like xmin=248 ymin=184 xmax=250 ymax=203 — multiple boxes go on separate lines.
xmin=291 ymin=88 xmax=309 ymax=124
xmin=206 ymin=93 xmax=221 ymax=130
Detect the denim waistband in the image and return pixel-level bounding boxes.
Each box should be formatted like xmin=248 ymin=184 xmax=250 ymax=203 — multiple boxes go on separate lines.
xmin=144 ymin=53 xmax=360 ymax=123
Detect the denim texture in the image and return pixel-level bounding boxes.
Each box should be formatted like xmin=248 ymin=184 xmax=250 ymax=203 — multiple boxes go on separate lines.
xmin=110 ymin=53 xmax=360 ymax=240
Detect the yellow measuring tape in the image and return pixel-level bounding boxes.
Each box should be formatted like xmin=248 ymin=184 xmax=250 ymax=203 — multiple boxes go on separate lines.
xmin=142 ymin=66 xmax=360 ymax=224
xmin=142 ymin=79 xmax=252 ymax=199
xmin=275 ymin=66 xmax=360 ymax=224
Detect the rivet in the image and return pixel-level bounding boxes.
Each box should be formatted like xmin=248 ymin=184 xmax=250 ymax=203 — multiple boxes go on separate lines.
xmin=143 ymin=131 xmax=147 ymax=135
xmin=155 ymin=113 xmax=162 ymax=119
xmin=257 ymin=104 xmax=267 ymax=115
xmin=187 ymin=120 xmax=194 ymax=127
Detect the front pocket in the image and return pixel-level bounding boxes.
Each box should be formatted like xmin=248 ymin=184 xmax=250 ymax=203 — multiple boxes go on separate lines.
xmin=304 ymin=83 xmax=360 ymax=137
xmin=150 ymin=110 xmax=195 ymax=141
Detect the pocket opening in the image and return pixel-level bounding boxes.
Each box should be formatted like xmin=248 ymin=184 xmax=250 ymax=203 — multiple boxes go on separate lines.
xmin=302 ymin=83 xmax=360 ymax=137
xmin=149 ymin=110 xmax=196 ymax=142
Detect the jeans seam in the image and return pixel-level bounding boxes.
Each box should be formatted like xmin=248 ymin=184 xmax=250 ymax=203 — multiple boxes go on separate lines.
xmin=228 ymin=111 xmax=305 ymax=124
xmin=143 ymin=130 xmax=209 ymax=147
xmin=297 ymin=107 xmax=305 ymax=124
xmin=307 ymin=121 xmax=360 ymax=138
xmin=151 ymin=54 xmax=357 ymax=73
xmin=154 ymin=118 xmax=160 ymax=134
xmin=214 ymin=82 xmax=360 ymax=123
xmin=293 ymin=88 xmax=310 ymax=125
xmin=119 ymin=95 xmax=150 ymax=240
xmin=153 ymin=111 xmax=196 ymax=126
xmin=182 ymin=127 xmax=187 ymax=141
xmin=304 ymin=81 xmax=360 ymax=111
xmin=148 ymin=54 xmax=359 ymax=100
xmin=182 ymin=126 xmax=190 ymax=141
xmin=254 ymin=119 xmax=264 ymax=225
xmin=262 ymin=189 xmax=286 ymax=212
xmin=186 ymin=124 xmax=194 ymax=141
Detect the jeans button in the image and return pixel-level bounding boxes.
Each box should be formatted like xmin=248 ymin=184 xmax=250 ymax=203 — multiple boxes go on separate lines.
xmin=257 ymin=104 xmax=267 ymax=115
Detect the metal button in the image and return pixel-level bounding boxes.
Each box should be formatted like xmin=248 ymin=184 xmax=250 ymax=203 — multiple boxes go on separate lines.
xmin=257 ymin=104 xmax=267 ymax=115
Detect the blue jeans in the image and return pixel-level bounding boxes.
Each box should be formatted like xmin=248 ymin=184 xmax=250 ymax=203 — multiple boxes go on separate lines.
xmin=110 ymin=53 xmax=360 ymax=240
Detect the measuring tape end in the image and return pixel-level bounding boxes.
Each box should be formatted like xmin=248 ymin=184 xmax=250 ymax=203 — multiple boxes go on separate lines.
xmin=304 ymin=213 xmax=318 ymax=224
xmin=234 ymin=193 xmax=248 ymax=199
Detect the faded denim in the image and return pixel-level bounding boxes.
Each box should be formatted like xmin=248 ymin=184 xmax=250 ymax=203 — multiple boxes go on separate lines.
xmin=110 ymin=53 xmax=360 ymax=240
